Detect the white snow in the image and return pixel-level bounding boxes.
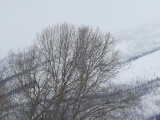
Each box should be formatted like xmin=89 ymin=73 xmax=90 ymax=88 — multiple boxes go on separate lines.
xmin=115 ymin=50 xmax=160 ymax=85
xmin=112 ymin=23 xmax=160 ymax=119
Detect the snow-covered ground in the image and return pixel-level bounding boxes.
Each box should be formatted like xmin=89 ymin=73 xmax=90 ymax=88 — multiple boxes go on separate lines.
xmin=112 ymin=49 xmax=160 ymax=119
xmin=113 ymin=23 xmax=160 ymax=119
xmin=115 ymin=50 xmax=160 ymax=85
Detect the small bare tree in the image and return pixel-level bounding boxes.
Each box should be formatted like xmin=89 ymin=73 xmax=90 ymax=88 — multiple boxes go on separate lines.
xmin=0 ymin=77 xmax=5 ymax=119
xmin=6 ymin=23 xmax=139 ymax=120
xmin=0 ymin=77 xmax=11 ymax=120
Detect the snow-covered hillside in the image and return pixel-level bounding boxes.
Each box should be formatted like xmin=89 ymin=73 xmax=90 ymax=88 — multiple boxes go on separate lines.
xmin=116 ymin=23 xmax=160 ymax=62
xmin=115 ymin=50 xmax=160 ymax=85
xmin=112 ymin=49 xmax=160 ymax=119
xmin=113 ymin=23 xmax=160 ymax=119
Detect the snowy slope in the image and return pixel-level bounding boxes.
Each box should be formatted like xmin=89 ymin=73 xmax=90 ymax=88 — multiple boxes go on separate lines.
xmin=113 ymin=23 xmax=160 ymax=119
xmin=111 ymin=49 xmax=160 ymax=119
xmin=114 ymin=23 xmax=160 ymax=86
xmin=115 ymin=23 xmax=160 ymax=62
xmin=115 ymin=50 xmax=160 ymax=85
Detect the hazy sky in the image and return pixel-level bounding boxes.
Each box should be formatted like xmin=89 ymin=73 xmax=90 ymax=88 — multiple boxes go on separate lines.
xmin=1 ymin=0 xmax=160 ymax=59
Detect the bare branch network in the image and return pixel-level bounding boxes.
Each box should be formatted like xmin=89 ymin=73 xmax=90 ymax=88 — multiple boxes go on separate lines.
xmin=0 ymin=23 xmax=139 ymax=120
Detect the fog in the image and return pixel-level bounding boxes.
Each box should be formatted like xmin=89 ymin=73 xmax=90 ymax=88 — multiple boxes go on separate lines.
xmin=1 ymin=0 xmax=160 ymax=59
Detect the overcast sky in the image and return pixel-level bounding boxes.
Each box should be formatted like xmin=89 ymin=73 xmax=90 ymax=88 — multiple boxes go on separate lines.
xmin=1 ymin=0 xmax=160 ymax=59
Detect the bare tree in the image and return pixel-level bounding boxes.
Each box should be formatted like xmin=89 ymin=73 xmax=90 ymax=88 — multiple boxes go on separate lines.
xmin=0 ymin=77 xmax=5 ymax=119
xmin=0 ymin=76 xmax=11 ymax=120
xmin=6 ymin=23 xmax=139 ymax=120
